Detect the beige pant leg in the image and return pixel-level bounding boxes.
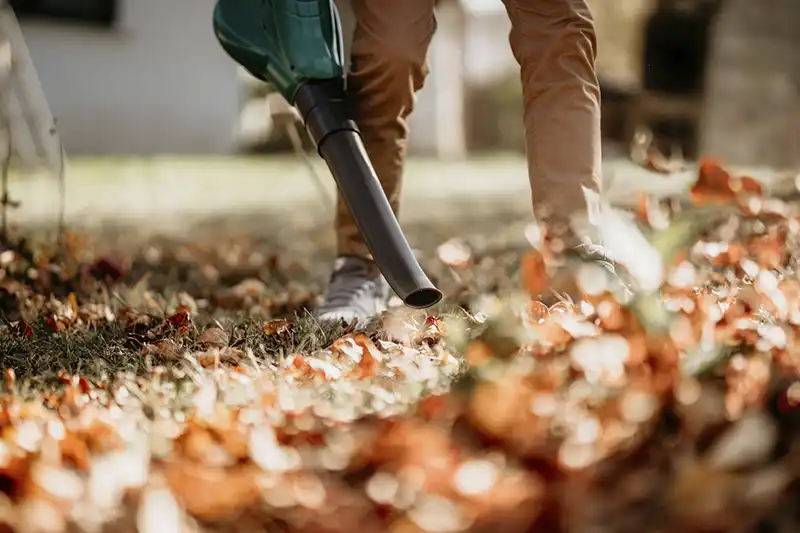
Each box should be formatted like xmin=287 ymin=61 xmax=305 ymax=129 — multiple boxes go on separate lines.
xmin=335 ymin=0 xmax=437 ymax=259
xmin=502 ymin=0 xmax=603 ymax=228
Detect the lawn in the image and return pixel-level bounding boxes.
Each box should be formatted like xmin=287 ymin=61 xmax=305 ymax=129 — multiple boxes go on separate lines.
xmin=8 ymin=152 xmax=787 ymax=228
xmin=0 ymin=158 xmax=798 ymax=533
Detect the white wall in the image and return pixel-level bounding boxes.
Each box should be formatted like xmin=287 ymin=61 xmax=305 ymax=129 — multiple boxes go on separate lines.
xmin=462 ymin=10 xmax=515 ymax=85
xmin=17 ymin=0 xmax=240 ymax=155
xmin=407 ymin=28 xmax=458 ymax=156
xmin=335 ymin=0 xmax=466 ymax=157
xmin=407 ymin=4 xmax=502 ymax=156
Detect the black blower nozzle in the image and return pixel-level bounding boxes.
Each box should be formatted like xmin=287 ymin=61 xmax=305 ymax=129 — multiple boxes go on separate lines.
xmin=294 ymin=80 xmax=442 ymax=309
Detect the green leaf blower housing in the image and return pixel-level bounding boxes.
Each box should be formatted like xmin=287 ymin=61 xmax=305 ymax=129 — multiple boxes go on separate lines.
xmin=213 ymin=0 xmax=442 ymax=309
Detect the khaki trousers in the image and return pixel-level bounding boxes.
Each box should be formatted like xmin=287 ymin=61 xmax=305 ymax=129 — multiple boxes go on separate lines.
xmin=337 ymin=0 xmax=602 ymax=259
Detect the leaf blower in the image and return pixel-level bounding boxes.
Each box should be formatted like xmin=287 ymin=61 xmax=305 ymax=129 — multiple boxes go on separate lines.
xmin=213 ymin=0 xmax=443 ymax=309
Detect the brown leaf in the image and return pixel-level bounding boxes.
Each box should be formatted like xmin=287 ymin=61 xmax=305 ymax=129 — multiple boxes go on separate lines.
xmin=468 ymin=377 xmax=536 ymax=444
xmin=210 ymin=426 xmax=249 ymax=461
xmin=141 ymin=339 xmax=181 ymax=360
xmin=690 ymin=158 xmax=737 ymax=206
xmin=748 ymin=232 xmax=785 ymax=270
xmin=635 ymin=192 xmax=649 ymax=225
xmin=263 ymin=318 xmax=293 ymax=336
xmin=164 ymin=460 xmax=261 ymax=520
xmin=690 ymin=158 xmax=763 ymax=207
xmin=738 ymin=175 xmax=763 ymax=196
xmin=369 ymin=419 xmax=461 ymax=496
xmin=353 ymin=334 xmax=383 ymax=379
xmin=466 ymin=340 xmax=494 ymax=367
xmin=197 ymin=327 xmax=229 ymax=348
xmin=521 ymin=250 xmax=549 ymax=297
xmin=83 ymin=421 xmax=123 ymax=455
xmin=60 ymin=432 xmax=90 ymax=471
xmin=175 ymin=423 xmax=218 ymax=464
xmin=67 ymin=292 xmax=78 ymax=315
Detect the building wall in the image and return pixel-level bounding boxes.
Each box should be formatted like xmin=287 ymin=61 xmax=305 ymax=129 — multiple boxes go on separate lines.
xmin=333 ymin=0 xmax=468 ymax=157
xmin=17 ymin=0 xmax=240 ymax=155
xmin=462 ymin=10 xmax=515 ymax=85
xmin=701 ymin=0 xmax=800 ymax=168
xmin=407 ymin=0 xmax=468 ymax=157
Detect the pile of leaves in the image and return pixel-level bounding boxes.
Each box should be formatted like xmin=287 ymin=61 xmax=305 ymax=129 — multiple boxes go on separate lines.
xmin=0 ymin=158 xmax=799 ymax=533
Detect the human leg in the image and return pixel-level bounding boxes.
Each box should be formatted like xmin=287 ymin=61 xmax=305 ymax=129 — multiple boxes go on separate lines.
xmin=335 ymin=0 xmax=437 ymax=260
xmin=317 ymin=0 xmax=436 ymax=323
xmin=502 ymin=0 xmax=603 ymax=232
xmin=501 ymin=0 xmax=608 ymax=303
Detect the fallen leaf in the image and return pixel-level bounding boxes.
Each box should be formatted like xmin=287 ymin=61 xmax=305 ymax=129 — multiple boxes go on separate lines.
xmin=520 ymin=250 xmax=549 ymax=297
xmin=264 ymin=318 xmax=293 ymax=336
xmin=690 ymin=158 xmax=737 ymax=206
xmin=197 ymin=327 xmax=229 ymax=348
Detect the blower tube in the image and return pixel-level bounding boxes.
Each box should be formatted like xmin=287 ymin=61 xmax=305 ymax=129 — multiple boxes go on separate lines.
xmin=294 ymin=80 xmax=442 ymax=309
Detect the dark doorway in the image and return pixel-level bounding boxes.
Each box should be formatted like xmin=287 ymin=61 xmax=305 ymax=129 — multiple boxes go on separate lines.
xmin=638 ymin=0 xmax=722 ymax=157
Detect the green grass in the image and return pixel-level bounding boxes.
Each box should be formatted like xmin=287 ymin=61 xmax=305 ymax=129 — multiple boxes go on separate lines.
xmin=0 ymin=210 xmax=529 ymax=393
xmin=0 ymin=313 xmax=361 ymax=386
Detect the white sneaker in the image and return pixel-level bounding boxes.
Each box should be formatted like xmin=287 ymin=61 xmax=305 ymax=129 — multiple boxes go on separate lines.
xmin=315 ymin=256 xmax=390 ymax=324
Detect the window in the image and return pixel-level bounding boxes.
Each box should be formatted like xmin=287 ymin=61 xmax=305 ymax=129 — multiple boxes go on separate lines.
xmin=9 ymin=0 xmax=118 ymax=28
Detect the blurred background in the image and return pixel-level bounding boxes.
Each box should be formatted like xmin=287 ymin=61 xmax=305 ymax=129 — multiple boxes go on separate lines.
xmin=0 ymin=0 xmax=797 ymax=227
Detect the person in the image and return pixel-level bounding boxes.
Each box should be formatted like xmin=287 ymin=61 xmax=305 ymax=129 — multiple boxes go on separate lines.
xmin=316 ymin=0 xmax=603 ymax=323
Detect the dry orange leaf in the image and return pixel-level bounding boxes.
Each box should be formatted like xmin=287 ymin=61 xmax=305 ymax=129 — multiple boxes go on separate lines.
xmin=466 ymin=340 xmax=494 ymax=367
xmin=635 ymin=192 xmax=649 ymax=225
xmin=353 ymin=334 xmax=382 ymax=379
xmin=748 ymin=232 xmax=786 ymax=270
xmin=67 ymin=292 xmax=78 ymax=315
xmin=690 ymin=157 xmax=763 ymax=206
xmin=521 ymin=250 xmax=549 ymax=297
xmin=690 ymin=158 xmax=737 ymax=205
xmin=738 ymin=175 xmax=763 ymax=196
xmin=289 ymin=354 xmax=318 ymax=380
xmin=164 ymin=461 xmax=261 ymax=520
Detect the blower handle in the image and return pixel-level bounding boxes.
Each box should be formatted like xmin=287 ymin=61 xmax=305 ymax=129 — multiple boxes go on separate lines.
xmin=295 ymin=80 xmax=442 ymax=309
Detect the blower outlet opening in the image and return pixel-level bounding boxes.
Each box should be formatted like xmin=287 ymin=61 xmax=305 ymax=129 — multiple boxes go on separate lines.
xmin=403 ymin=287 xmax=443 ymax=309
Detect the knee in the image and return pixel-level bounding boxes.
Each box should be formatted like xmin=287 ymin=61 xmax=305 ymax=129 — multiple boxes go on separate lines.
xmin=351 ymin=45 xmax=428 ymax=84
xmin=347 ymin=45 xmax=430 ymax=130
xmin=348 ymin=23 xmax=435 ymax=92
